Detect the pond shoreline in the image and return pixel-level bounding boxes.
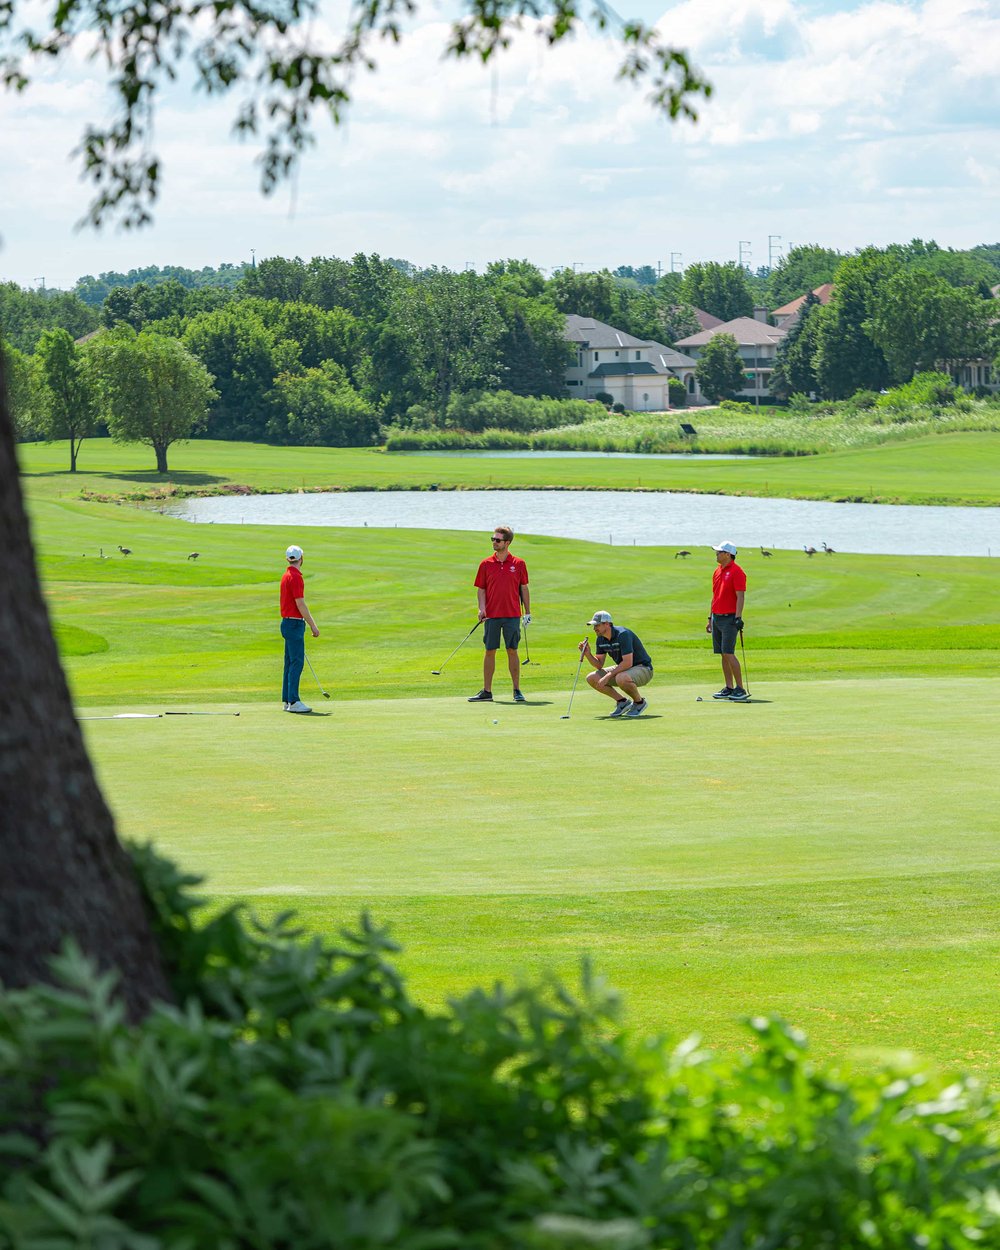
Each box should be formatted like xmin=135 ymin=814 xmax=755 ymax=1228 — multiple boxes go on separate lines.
xmin=81 ymin=480 xmax=997 ymax=509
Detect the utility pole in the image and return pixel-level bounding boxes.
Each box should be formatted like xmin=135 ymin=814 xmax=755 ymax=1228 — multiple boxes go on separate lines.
xmin=670 ymin=252 xmax=683 ymax=273
xmin=36 ymin=277 xmax=46 ymax=291
xmin=768 ymin=235 xmax=782 ymax=270
xmin=250 ymin=249 xmax=256 ymax=270
xmin=572 ymin=262 xmax=583 ymax=272
xmin=656 ymin=260 xmax=663 ymax=277
xmin=738 ymin=241 xmax=752 ymax=271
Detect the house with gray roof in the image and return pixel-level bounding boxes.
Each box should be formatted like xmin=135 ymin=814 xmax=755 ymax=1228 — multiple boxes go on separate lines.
xmin=564 ymin=315 xmax=698 ymax=410
xmin=675 ymin=312 xmax=788 ymax=402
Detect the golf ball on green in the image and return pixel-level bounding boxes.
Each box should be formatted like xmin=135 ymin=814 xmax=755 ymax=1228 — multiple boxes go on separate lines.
xmin=493 ymin=718 xmax=498 ymax=724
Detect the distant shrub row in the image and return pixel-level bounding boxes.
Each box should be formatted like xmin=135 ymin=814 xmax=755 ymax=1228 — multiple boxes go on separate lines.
xmin=1 ymin=843 xmax=997 ymax=1250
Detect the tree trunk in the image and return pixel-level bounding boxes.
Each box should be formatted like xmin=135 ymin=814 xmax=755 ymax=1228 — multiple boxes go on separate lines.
xmin=155 ymin=443 xmax=168 ymax=473
xmin=70 ymin=437 xmax=78 ymax=472
xmin=0 ymin=346 xmax=172 ymax=1018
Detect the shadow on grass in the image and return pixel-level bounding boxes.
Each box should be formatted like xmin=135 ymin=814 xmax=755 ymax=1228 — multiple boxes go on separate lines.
xmin=26 ymin=468 xmax=226 ymax=487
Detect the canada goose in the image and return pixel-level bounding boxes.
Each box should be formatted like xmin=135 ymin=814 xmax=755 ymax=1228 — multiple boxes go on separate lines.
xmin=187 ymin=552 xmax=200 ymax=561
xmin=675 ymin=550 xmax=691 ymax=559
xmin=821 ymin=542 xmax=835 ymax=554
xmin=118 ymin=545 xmax=132 ymax=556
xmin=760 ymin=547 xmax=772 ymax=558
xmin=804 ymin=545 xmax=817 ymax=557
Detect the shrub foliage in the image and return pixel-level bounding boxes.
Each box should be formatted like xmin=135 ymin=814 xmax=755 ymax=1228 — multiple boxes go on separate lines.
xmin=1 ymin=844 xmax=997 ymax=1249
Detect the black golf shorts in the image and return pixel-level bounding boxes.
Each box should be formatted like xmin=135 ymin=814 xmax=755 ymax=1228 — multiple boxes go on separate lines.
xmin=484 ymin=617 xmax=521 ymax=650
xmin=712 ymin=613 xmax=740 ymax=655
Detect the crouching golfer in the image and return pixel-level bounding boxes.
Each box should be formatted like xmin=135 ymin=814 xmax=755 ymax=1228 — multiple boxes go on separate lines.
xmin=280 ymin=544 xmax=320 ymax=713
xmin=468 ymin=525 xmax=530 ymax=704
xmin=707 ymin=541 xmax=748 ymax=701
xmin=580 ymin=610 xmax=653 ymax=718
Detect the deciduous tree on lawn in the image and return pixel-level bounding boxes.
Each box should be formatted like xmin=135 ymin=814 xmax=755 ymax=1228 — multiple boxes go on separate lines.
xmin=695 ymin=332 xmax=745 ymax=402
xmin=88 ymin=328 xmax=217 ymax=472
xmin=36 ymin=327 xmax=100 ymax=472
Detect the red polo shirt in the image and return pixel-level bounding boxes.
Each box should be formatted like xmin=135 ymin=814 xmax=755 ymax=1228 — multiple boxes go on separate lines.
xmin=475 ymin=553 xmax=528 ymax=618
xmin=711 ymin=560 xmax=746 ymax=614
xmin=280 ymin=565 xmax=305 ymax=617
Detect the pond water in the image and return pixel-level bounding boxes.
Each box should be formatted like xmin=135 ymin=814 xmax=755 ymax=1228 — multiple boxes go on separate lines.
xmin=158 ymin=490 xmax=999 ymax=557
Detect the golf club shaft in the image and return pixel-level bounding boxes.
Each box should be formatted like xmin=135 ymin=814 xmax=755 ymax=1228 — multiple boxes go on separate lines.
xmin=522 ymin=620 xmax=531 ymax=664
xmin=433 ymin=620 xmax=482 ymax=673
xmin=563 ymin=646 xmax=586 ymax=717
xmin=739 ymin=628 xmax=750 ymax=694
xmin=304 ymin=652 xmax=330 ymax=698
xmin=163 ymin=711 xmax=240 ymax=716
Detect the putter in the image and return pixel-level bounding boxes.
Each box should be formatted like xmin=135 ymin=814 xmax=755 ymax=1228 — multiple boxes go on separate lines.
xmin=521 ymin=620 xmax=536 ymax=666
xmin=431 ymin=620 xmax=483 ymax=675
xmin=304 ymin=653 xmax=331 ymax=699
xmin=164 ymin=711 xmax=241 ymax=717
xmin=560 ymin=645 xmax=586 ymax=719
xmin=739 ymin=627 xmax=751 ymax=697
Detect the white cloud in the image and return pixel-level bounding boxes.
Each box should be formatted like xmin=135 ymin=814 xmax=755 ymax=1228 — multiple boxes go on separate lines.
xmin=0 ymin=0 xmax=998 ymax=286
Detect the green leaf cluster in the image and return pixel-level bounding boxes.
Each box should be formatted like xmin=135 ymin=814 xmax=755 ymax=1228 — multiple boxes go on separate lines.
xmin=1 ymin=843 xmax=997 ymax=1249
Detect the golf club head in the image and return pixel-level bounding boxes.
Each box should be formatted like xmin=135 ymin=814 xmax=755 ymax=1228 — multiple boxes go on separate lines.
xmin=560 ymin=714 xmax=570 ymax=719
xmin=431 ymin=670 xmax=441 ymax=675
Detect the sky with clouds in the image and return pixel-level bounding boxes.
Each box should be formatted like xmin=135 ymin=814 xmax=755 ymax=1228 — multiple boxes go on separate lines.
xmin=0 ymin=0 xmax=997 ymax=290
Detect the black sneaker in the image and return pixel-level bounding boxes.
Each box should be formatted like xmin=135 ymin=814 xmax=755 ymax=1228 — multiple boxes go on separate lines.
xmin=712 ymin=687 xmax=735 ymax=700
xmin=468 ymin=689 xmax=493 ymax=702
xmin=728 ymin=687 xmax=750 ymax=702
xmin=512 ymin=688 xmax=526 ymax=704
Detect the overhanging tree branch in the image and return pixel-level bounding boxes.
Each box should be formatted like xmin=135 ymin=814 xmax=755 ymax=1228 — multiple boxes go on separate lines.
xmin=0 ymin=0 xmax=710 ymax=229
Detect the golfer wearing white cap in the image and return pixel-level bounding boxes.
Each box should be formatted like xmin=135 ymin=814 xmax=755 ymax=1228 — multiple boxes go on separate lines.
xmin=279 ymin=544 xmax=320 ymax=713
xmin=707 ymin=541 xmax=748 ymax=700
xmin=579 ymin=610 xmax=654 ymax=718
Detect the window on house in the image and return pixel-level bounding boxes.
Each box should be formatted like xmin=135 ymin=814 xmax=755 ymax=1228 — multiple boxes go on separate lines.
xmin=687 ymin=376 xmax=695 ymax=393
xmin=594 ymin=352 xmax=599 ymax=361
xmin=636 ymin=351 xmax=641 ymax=360
xmin=615 ymin=350 xmax=619 ymax=357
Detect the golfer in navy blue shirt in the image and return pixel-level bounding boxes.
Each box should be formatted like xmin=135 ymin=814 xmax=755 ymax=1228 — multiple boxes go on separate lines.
xmin=579 ymin=610 xmax=653 ymax=718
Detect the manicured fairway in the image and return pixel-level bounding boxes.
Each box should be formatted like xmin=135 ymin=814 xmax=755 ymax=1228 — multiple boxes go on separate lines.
xmin=17 ymin=430 xmax=1000 ymax=505
xmin=19 ymin=441 xmax=1000 ymax=1081
xmin=79 ymin=677 xmax=999 ymax=1076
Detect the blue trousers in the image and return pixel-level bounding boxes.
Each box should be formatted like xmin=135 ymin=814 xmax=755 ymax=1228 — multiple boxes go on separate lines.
xmin=281 ymin=617 xmax=306 ymax=703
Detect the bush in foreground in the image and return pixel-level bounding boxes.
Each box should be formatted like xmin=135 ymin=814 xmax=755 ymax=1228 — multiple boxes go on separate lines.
xmin=1 ymin=844 xmax=997 ymax=1249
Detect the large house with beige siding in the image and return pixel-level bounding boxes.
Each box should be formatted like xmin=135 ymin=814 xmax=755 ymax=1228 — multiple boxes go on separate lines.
xmin=674 ymin=311 xmax=788 ymax=403
xmin=563 ymin=314 xmax=698 ymax=411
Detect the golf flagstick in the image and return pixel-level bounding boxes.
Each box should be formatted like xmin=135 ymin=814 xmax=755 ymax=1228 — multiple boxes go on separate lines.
xmin=739 ymin=627 xmax=750 ymax=696
xmin=560 ymin=645 xmax=586 ymax=719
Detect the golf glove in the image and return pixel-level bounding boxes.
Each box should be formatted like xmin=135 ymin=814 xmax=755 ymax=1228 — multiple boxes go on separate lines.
xmin=522 ymin=613 xmax=532 ymax=627
xmin=734 ymin=617 xmax=744 ymax=631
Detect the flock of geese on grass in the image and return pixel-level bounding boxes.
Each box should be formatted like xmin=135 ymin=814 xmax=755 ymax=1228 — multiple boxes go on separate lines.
xmin=81 ymin=546 xmax=200 ymax=560
xmin=674 ymin=543 xmax=835 ymax=559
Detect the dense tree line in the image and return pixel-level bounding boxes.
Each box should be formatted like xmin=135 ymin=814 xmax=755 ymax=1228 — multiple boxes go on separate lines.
xmin=3 ymin=241 xmax=999 ymax=456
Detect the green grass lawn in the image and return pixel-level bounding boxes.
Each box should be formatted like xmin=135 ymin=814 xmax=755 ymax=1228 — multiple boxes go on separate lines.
xmin=19 ymin=439 xmax=1000 ymax=1080
xmin=17 ymin=428 xmax=1000 ymax=504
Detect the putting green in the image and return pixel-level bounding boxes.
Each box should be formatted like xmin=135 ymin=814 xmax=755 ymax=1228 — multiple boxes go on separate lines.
xmin=20 ymin=441 xmax=1000 ymax=1078
xmin=79 ymin=676 xmax=1000 ymax=1076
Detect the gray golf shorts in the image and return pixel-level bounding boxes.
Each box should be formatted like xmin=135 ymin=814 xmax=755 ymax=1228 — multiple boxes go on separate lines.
xmin=712 ymin=613 xmax=740 ymax=655
xmin=484 ymin=616 xmax=521 ymax=650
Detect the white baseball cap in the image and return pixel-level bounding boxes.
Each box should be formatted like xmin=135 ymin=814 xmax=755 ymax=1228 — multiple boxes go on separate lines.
xmin=285 ymin=545 xmax=304 ymax=562
xmin=712 ymin=541 xmax=738 ymax=555
xmin=587 ymin=610 xmax=613 ymax=626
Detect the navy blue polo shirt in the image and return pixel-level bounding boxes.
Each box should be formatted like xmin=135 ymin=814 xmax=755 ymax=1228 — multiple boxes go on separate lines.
xmin=596 ymin=625 xmax=652 ymax=670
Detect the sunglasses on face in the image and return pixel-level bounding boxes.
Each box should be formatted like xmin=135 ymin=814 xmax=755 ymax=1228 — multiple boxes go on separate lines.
xmin=491 ymin=537 xmax=506 ymax=543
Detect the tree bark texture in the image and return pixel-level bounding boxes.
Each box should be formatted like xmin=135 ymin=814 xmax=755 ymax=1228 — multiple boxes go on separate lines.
xmin=0 ymin=346 xmax=172 ymax=1017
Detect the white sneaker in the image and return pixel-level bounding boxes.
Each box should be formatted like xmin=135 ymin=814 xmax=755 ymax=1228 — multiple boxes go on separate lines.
xmin=287 ymin=700 xmax=312 ymax=714
xmin=282 ymin=701 xmax=290 ymax=710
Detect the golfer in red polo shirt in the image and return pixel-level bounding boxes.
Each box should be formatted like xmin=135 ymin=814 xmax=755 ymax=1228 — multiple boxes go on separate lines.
xmin=707 ymin=540 xmax=748 ymax=700
xmin=468 ymin=525 xmax=530 ymax=704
